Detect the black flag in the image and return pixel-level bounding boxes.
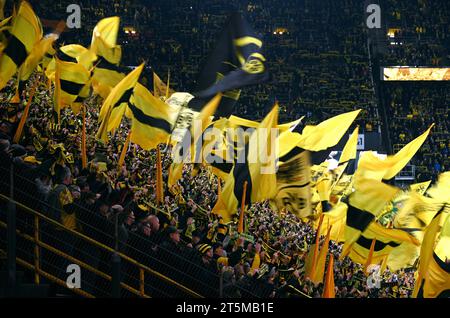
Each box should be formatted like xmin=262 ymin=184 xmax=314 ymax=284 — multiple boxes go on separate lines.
xmin=188 ymin=12 xmax=270 ymax=118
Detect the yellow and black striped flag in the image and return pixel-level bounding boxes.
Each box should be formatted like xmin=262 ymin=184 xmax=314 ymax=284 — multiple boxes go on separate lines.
xmin=220 ymin=104 xmax=278 ymax=222
xmin=269 ymin=150 xmax=312 ymax=218
xmin=278 ymin=109 xmax=361 ymax=165
xmin=90 ymin=17 xmax=126 ymax=99
xmin=129 ymin=83 xmax=181 ymax=150
xmin=96 ymin=64 xmax=144 ymax=142
xmin=356 ymin=125 xmax=433 ymax=181
xmin=54 ymin=57 xmax=91 ymax=121
xmin=348 ymin=221 xmax=420 ymax=267
xmin=0 ymin=1 xmax=42 ymax=90
xmin=188 ymin=12 xmax=269 ymax=118
xmin=341 ymin=178 xmax=400 ymax=258
xmin=414 ymin=208 xmax=450 ymax=298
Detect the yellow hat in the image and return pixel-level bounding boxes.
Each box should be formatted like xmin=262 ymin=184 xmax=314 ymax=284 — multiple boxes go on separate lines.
xmin=24 ymin=156 xmax=41 ymax=164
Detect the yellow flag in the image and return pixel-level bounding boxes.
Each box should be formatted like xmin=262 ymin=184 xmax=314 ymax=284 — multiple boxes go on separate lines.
xmin=410 ymin=180 xmax=431 ymax=195
xmin=54 ymin=58 xmax=91 ymax=121
xmin=349 ymin=221 xmax=420 ymax=267
xmin=129 ymin=83 xmax=179 ymax=150
xmin=153 ymin=71 xmax=175 ymax=99
xmin=19 ymin=34 xmax=58 ymax=81
xmin=96 ymin=64 xmax=144 ymax=142
xmin=341 ymin=178 xmax=399 ymax=258
xmin=310 ymin=225 xmax=332 ymax=284
xmin=278 ymin=109 xmax=360 ymax=159
xmin=356 ymin=125 xmax=433 ymax=181
xmin=168 ymin=94 xmax=222 ymax=188
xmin=339 ymin=126 xmax=359 ymax=164
xmin=270 ymin=150 xmax=312 ymax=218
xmin=0 ymin=1 xmax=42 ymax=90
xmin=427 ymin=171 xmax=450 ymax=202
xmin=323 ymin=253 xmax=335 ymax=298
xmin=413 ymin=210 xmax=448 ymax=298
xmin=91 ymin=16 xmax=120 ymax=48
xmin=220 ymin=105 xmax=278 ymax=222
xmin=228 ymin=114 xmax=303 ymax=133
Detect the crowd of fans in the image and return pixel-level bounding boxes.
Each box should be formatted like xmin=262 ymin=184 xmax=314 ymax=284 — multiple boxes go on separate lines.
xmin=1 ymin=0 xmax=447 ymax=298
xmin=0 ymin=77 xmax=415 ymax=297
xmin=383 ymin=82 xmax=449 ymax=183
xmin=382 ymin=0 xmax=449 ymax=67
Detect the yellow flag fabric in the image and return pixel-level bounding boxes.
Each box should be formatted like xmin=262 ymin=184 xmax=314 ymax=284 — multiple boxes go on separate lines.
xmin=129 ymin=83 xmax=179 ymax=150
xmin=19 ymin=34 xmax=58 ymax=81
xmin=317 ymin=201 xmax=347 ymax=243
xmin=91 ymin=16 xmax=120 ymax=49
xmin=310 ymin=226 xmax=332 ymax=284
xmin=228 ymin=114 xmax=303 ymax=133
xmin=356 ymin=125 xmax=433 ymax=181
xmin=0 ymin=1 xmax=42 ymax=90
xmin=341 ymin=178 xmax=400 ymax=258
xmin=323 ymin=253 xmax=335 ymax=298
xmin=278 ymin=109 xmax=360 ymax=159
xmin=436 ymin=213 xmax=450 ymax=264
xmin=339 ymin=126 xmax=359 ymax=164
xmin=427 ymin=171 xmax=450 ymax=203
xmin=410 ymin=180 xmax=432 ymax=195
xmin=414 ymin=209 xmax=450 ymax=298
xmin=46 ymin=44 xmax=96 ymax=81
xmin=88 ymin=17 xmax=124 ymax=98
xmin=348 ymin=221 xmax=420 ymax=266
xmin=54 ymin=58 xmax=91 ymax=120
xmin=96 ymin=64 xmax=144 ymax=142
xmin=393 ymin=191 xmax=443 ymax=230
xmin=269 ymin=150 xmax=311 ymax=218
xmin=220 ymin=105 xmax=278 ymax=222
xmin=153 ymin=71 xmax=175 ymax=99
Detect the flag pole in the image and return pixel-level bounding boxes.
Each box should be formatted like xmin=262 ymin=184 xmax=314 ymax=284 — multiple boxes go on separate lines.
xmin=238 ymin=181 xmax=248 ymax=234
xmin=80 ymin=104 xmax=87 ymax=169
xmin=118 ymin=130 xmax=132 ymax=171
xmin=323 ymin=253 xmax=335 ymax=298
xmin=165 ymin=69 xmax=170 ymax=100
xmin=364 ymin=238 xmax=377 ymax=274
xmin=13 ymin=80 xmax=39 ymax=144
xmin=309 ymin=213 xmax=325 ymax=278
xmin=156 ymin=147 xmax=164 ymax=205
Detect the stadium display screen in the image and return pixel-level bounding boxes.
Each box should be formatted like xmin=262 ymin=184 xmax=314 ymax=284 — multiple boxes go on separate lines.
xmin=382 ymin=67 xmax=450 ymax=81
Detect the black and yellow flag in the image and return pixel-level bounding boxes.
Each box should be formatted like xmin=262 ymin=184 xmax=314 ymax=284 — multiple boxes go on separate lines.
xmin=96 ymin=64 xmax=144 ymax=142
xmin=0 ymin=1 xmax=42 ymax=90
xmin=168 ymin=94 xmax=222 ymax=189
xmin=348 ymin=221 xmax=420 ymax=267
xmin=341 ymin=178 xmax=400 ymax=258
xmin=153 ymin=71 xmax=175 ymax=100
xmin=220 ymin=105 xmax=278 ymax=222
xmin=90 ymin=17 xmax=127 ymax=99
xmin=356 ymin=125 xmax=433 ymax=181
xmin=54 ymin=57 xmax=91 ymax=121
xmin=339 ymin=126 xmax=359 ymax=165
xmin=18 ymin=33 xmax=58 ymax=82
xmin=278 ymin=109 xmax=361 ymax=164
xmin=129 ymin=82 xmax=179 ymax=150
xmin=269 ymin=150 xmax=312 ymax=218
xmin=188 ymin=12 xmax=269 ymax=118
xmin=414 ymin=208 xmax=450 ymax=298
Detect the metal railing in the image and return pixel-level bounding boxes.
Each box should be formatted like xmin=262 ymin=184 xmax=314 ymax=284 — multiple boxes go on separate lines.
xmin=0 ymin=193 xmax=203 ymax=298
